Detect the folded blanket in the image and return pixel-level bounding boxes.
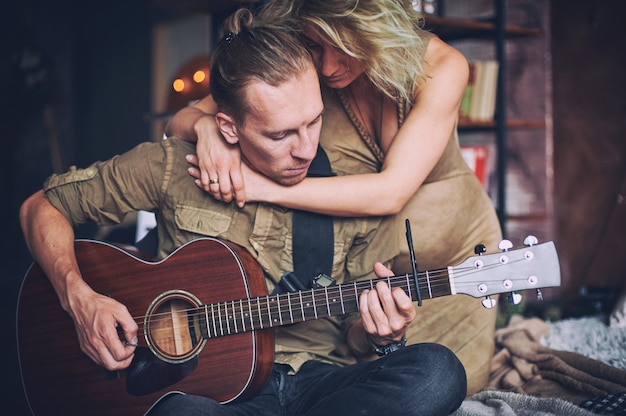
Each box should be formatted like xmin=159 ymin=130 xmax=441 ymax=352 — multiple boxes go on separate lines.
xmin=486 ymin=315 xmax=626 ymax=404
xmin=452 ymin=390 xmax=597 ymax=416
xmin=543 ymin=316 xmax=626 ymax=370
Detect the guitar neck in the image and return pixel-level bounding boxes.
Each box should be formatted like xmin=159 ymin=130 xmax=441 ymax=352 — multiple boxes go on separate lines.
xmin=198 ymin=269 xmax=451 ymax=339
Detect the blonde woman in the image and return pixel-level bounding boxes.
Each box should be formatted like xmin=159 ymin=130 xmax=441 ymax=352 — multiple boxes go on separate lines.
xmin=168 ymin=0 xmax=502 ymax=395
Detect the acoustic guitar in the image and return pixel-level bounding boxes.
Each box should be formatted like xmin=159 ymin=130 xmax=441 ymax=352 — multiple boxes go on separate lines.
xmin=17 ymin=237 xmax=560 ymax=415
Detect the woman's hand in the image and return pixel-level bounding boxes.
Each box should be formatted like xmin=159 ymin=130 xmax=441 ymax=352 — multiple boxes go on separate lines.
xmin=165 ymin=94 xmax=247 ymax=206
xmin=185 ymin=115 xmax=245 ymax=206
xmin=187 ymin=153 xmax=280 ymax=205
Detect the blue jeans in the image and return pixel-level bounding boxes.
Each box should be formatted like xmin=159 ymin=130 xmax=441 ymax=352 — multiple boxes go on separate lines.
xmin=149 ymin=343 xmax=467 ymax=416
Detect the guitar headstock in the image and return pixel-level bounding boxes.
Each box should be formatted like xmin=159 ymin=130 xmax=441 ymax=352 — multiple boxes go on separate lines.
xmin=450 ymin=238 xmax=561 ymax=302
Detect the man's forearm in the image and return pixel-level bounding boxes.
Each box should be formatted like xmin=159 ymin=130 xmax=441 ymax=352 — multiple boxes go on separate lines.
xmin=20 ymin=190 xmax=139 ymax=370
xmin=19 ymin=190 xmax=83 ymax=312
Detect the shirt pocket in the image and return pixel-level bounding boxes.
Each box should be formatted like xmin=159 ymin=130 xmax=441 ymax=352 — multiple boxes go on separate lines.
xmin=43 ymin=165 xmax=99 ymax=190
xmin=174 ymin=204 xmax=233 ymax=237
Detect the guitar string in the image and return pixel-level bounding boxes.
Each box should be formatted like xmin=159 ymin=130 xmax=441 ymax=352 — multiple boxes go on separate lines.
xmin=127 ymin=271 xmax=450 ymax=323
xmin=127 ymin=261 xmax=517 ymax=328
xmin=127 ymin=262 xmax=515 ymax=327
xmin=122 ymin=259 xmax=528 ymax=344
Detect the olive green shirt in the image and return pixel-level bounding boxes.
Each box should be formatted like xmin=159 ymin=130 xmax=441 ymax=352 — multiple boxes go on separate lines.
xmin=43 ymin=136 xmax=398 ymax=371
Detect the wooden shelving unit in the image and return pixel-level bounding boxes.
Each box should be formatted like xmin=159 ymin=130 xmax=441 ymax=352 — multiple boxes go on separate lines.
xmin=422 ymin=15 xmax=544 ymax=40
xmin=458 ymin=119 xmax=546 ymax=131
xmin=422 ymin=1 xmax=548 ymax=236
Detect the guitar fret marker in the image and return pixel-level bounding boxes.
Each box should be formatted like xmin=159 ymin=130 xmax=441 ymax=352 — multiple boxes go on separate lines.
xmin=231 ymin=300 xmax=237 ymax=333
xmin=425 ymin=270 xmax=432 ymax=299
xmin=339 ymin=285 xmax=345 ymax=314
xmin=299 ymin=292 xmax=305 ymax=322
xmin=211 ymin=304 xmax=218 ymax=338
xmin=405 ymin=274 xmax=412 ymax=301
xmin=287 ymin=292 xmax=294 ymax=323
xmin=257 ymin=297 xmax=263 ymax=329
xmin=276 ymin=295 xmax=283 ymax=325
xmin=247 ymin=298 xmax=254 ymax=330
xmin=311 ymin=291 xmax=318 ymax=319
xmin=217 ymin=302 xmax=224 ymax=335
xmin=268 ymin=296 xmax=277 ymax=325
xmin=239 ymin=299 xmax=246 ymax=332
xmin=224 ymin=302 xmax=232 ymax=334
xmin=202 ymin=305 xmax=209 ymax=339
xmin=324 ymin=287 xmax=331 ymax=317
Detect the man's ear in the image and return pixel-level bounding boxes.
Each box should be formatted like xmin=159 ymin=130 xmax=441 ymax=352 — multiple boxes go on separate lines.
xmin=215 ymin=112 xmax=240 ymax=145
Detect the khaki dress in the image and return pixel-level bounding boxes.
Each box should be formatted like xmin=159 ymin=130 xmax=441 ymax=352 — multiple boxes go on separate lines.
xmin=319 ymin=83 xmax=503 ymax=395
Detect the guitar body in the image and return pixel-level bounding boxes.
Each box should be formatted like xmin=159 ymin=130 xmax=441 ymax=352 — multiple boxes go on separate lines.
xmin=17 ymin=238 xmax=274 ymax=416
xmin=17 ymin=235 xmax=561 ymax=415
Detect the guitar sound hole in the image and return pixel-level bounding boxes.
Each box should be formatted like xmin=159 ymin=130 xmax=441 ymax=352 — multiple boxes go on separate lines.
xmin=145 ymin=290 xmax=206 ymax=363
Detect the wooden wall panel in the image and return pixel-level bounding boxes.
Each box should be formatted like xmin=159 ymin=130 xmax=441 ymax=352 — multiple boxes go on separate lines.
xmin=552 ymin=0 xmax=626 ymax=297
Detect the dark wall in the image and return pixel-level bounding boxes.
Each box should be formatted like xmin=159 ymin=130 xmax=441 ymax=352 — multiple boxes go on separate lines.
xmin=1 ymin=0 xmax=152 ymax=278
xmin=552 ymin=0 xmax=626 ymax=296
xmin=1 ymin=1 xmax=152 ymax=413
xmin=73 ymin=4 xmax=153 ymax=167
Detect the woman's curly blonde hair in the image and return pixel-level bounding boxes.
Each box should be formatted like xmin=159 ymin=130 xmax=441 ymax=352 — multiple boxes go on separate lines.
xmin=258 ymin=0 xmax=429 ymax=104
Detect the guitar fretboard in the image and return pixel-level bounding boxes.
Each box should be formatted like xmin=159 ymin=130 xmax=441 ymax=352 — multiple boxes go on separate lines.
xmin=196 ymin=269 xmax=452 ymax=339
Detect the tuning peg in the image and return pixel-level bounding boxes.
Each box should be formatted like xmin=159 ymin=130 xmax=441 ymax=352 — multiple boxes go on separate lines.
xmin=474 ymin=244 xmax=487 ymax=255
xmin=498 ymin=239 xmax=513 ymax=252
xmin=482 ymin=296 xmax=497 ymax=309
xmin=536 ymin=289 xmax=544 ymax=301
xmin=523 ymin=235 xmax=539 ymax=246
xmin=507 ymin=292 xmax=522 ymax=305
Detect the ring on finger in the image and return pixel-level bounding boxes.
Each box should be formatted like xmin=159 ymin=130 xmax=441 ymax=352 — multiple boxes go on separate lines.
xmin=209 ymin=178 xmax=219 ymax=185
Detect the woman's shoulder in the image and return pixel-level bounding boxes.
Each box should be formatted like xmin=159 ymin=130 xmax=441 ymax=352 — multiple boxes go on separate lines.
xmin=424 ymin=36 xmax=468 ymax=70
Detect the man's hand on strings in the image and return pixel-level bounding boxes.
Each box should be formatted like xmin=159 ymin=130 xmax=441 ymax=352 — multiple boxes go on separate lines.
xmin=359 ymin=262 xmax=416 ymax=346
xmin=67 ymin=287 xmax=138 ymax=371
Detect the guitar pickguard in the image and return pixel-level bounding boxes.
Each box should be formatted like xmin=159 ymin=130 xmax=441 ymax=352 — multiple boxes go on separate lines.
xmin=126 ymin=346 xmax=198 ymax=396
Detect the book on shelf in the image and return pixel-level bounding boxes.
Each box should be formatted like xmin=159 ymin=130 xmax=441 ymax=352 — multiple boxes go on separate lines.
xmin=458 ymin=62 xmax=475 ymax=120
xmin=459 ymin=60 xmax=499 ymax=123
xmin=460 ymin=145 xmax=491 ymax=189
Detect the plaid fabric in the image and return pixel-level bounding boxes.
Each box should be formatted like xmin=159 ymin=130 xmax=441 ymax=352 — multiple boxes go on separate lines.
xmin=580 ymin=392 xmax=626 ymax=415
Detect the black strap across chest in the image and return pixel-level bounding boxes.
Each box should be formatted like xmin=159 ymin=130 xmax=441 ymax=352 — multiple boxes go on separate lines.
xmin=291 ymin=146 xmax=335 ymax=288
